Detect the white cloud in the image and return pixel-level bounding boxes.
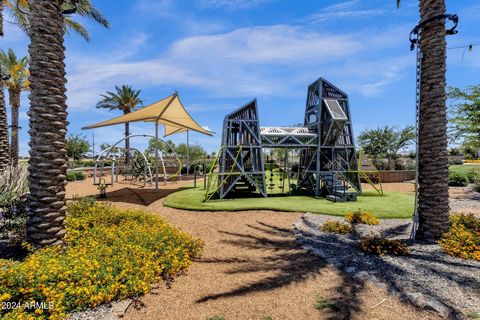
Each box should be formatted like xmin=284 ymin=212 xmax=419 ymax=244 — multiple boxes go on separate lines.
xmin=198 ymin=0 xmax=272 ymax=10
xmin=307 ymin=0 xmax=385 ymax=23
xmin=64 ymin=21 xmax=411 ymax=114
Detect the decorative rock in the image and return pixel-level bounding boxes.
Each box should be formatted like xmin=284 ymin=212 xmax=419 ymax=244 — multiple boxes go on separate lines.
xmin=353 ymin=271 xmax=370 ymax=282
xmin=404 ymin=292 xmax=427 ymax=308
xmin=102 ymin=300 xmax=132 ymax=320
xmin=425 ymin=299 xmax=451 ymax=318
xmin=345 ymin=266 xmax=356 ymax=273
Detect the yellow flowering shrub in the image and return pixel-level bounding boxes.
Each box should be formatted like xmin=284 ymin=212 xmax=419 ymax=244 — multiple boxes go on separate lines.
xmin=0 ymin=199 xmax=204 ymax=319
xmin=464 ymin=160 xmax=480 ymax=164
xmin=321 ymin=221 xmax=352 ymax=234
xmin=359 ymin=234 xmax=410 ymax=256
xmin=344 ymin=210 xmax=380 ymax=225
xmin=438 ymin=213 xmax=480 ymax=261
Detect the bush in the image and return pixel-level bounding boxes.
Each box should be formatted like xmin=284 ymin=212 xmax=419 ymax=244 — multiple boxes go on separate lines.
xmin=321 ymin=221 xmax=352 ymax=234
xmin=66 ymin=172 xmax=77 ymax=182
xmin=359 ymin=234 xmax=410 ymax=256
xmin=466 ymin=171 xmax=479 ymax=184
xmin=0 ymin=167 xmax=29 ymax=246
xmin=345 ymin=210 xmax=380 ymax=225
xmin=74 ymin=171 xmax=86 ymax=181
xmin=474 ymin=180 xmax=480 ymax=193
xmin=448 ymin=158 xmax=464 ymax=165
xmin=0 ymin=200 xmax=204 ymax=319
xmin=448 ymin=172 xmax=468 ymax=187
xmin=438 ymin=214 xmax=480 ymax=261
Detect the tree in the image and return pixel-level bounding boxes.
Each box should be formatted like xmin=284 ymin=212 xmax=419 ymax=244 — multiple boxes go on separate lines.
xmin=0 ymin=48 xmax=29 ymax=167
xmin=0 ymin=77 xmax=9 ymax=171
xmin=447 ymin=85 xmax=480 ymax=149
xmin=66 ymin=134 xmax=90 ymax=162
xmin=26 ymin=0 xmax=69 ymax=247
xmin=175 ymin=143 xmax=207 ymax=163
xmin=3 ymin=0 xmax=109 ymax=41
xmin=398 ymin=0 xmax=451 ymax=240
xmin=148 ymin=138 xmax=176 ymax=156
xmin=96 ymin=85 xmax=143 ymax=167
xmin=357 ymin=126 xmax=415 ymax=170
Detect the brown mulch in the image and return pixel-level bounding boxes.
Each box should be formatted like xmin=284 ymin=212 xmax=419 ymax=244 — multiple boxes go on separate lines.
xmin=66 ymin=178 xmax=439 ymax=320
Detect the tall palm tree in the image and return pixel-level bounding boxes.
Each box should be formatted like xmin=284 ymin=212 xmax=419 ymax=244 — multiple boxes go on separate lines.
xmin=398 ymin=0 xmax=450 ymax=240
xmin=27 ymin=0 xmax=69 ymax=247
xmin=97 ymin=85 xmax=143 ymax=167
xmin=0 ymin=48 xmax=29 ymax=167
xmin=3 ymin=0 xmax=109 ymax=41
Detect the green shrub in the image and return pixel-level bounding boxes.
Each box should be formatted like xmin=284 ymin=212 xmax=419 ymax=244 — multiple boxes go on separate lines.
xmin=345 ymin=210 xmax=379 ymax=225
xmin=321 ymin=221 xmax=352 ymax=234
xmin=314 ymin=297 xmax=339 ymax=311
xmin=466 ymin=171 xmax=478 ymax=183
xmin=448 ymin=172 xmax=468 ymax=187
xmin=438 ymin=214 xmax=480 ymax=261
xmin=66 ymin=172 xmax=77 ymax=181
xmin=0 ymin=200 xmax=204 ymax=319
xmin=0 ymin=167 xmax=29 ymax=246
xmin=74 ymin=171 xmax=87 ymax=181
xmin=359 ymin=234 xmax=410 ymax=256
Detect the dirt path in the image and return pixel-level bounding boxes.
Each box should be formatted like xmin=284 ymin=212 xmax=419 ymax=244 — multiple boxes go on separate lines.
xmin=67 ymin=179 xmax=439 ymax=319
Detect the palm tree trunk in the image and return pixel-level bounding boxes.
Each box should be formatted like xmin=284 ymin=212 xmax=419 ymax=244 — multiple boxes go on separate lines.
xmin=0 ymin=82 xmax=9 ymax=171
xmin=416 ymin=0 xmax=450 ymax=240
xmin=0 ymin=1 xmax=4 ymax=37
xmin=125 ymin=121 xmax=130 ymax=167
xmin=27 ymin=0 xmax=68 ymax=247
xmin=8 ymin=88 xmax=20 ymax=167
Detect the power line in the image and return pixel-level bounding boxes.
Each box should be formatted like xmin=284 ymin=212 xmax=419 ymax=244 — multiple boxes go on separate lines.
xmin=447 ymin=43 xmax=480 ymax=50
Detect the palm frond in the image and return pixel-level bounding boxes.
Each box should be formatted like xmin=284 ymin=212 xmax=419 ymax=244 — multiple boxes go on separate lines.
xmin=64 ymin=17 xmax=90 ymax=41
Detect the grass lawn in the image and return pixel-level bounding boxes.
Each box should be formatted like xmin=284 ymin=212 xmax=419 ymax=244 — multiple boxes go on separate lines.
xmin=164 ymin=188 xmax=414 ymax=219
xmin=449 ymin=164 xmax=480 ymax=175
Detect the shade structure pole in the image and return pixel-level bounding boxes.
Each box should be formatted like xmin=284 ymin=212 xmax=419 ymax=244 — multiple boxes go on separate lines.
xmin=155 ymin=122 xmax=159 ymax=191
xmin=186 ymin=130 xmax=190 ymax=175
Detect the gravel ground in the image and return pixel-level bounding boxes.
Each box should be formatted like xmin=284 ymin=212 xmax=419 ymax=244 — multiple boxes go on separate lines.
xmin=294 ymin=213 xmax=480 ymax=319
xmin=449 ymin=186 xmax=480 ymax=217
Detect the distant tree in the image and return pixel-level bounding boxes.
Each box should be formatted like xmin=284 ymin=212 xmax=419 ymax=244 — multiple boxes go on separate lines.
xmin=447 ymin=85 xmax=480 ymax=149
xmin=175 ymin=143 xmax=207 ymax=163
xmin=0 ymin=48 xmax=29 ymax=167
xmin=96 ymin=85 xmax=143 ymax=166
xmin=357 ymin=126 xmax=416 ymax=170
xmin=100 ymin=143 xmax=120 ymax=156
xmin=66 ymin=134 xmax=90 ymax=162
xmin=148 ymin=138 xmax=176 ymax=156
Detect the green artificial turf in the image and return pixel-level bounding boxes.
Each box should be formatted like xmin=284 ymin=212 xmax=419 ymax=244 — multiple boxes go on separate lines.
xmin=164 ymin=188 xmax=415 ymax=219
xmin=449 ymin=164 xmax=480 ymax=176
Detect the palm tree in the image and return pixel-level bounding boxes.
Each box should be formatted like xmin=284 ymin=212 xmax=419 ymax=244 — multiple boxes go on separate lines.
xmin=27 ymin=0 xmax=69 ymax=247
xmin=3 ymin=0 xmax=109 ymax=41
xmin=0 ymin=77 xmax=9 ymax=171
xmin=0 ymin=48 xmax=29 ymax=167
xmin=398 ymin=0 xmax=450 ymax=240
xmin=97 ymin=85 xmax=143 ymax=167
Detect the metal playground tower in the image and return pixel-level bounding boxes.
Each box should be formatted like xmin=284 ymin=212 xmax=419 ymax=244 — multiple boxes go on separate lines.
xmin=206 ymin=77 xmax=362 ymax=202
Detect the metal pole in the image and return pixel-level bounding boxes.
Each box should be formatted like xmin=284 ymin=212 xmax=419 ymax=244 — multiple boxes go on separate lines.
xmin=155 ymin=122 xmax=159 ymax=191
xmin=186 ymin=130 xmax=190 ymax=175
xmin=92 ymin=132 xmax=95 ymax=159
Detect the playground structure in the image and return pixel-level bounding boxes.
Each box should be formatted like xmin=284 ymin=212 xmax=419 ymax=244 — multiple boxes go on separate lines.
xmin=206 ymin=77 xmax=377 ymax=202
xmin=93 ymin=134 xmax=182 ymax=189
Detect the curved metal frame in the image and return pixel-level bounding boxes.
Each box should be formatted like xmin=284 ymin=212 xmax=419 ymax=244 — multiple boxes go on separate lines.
xmin=93 ymin=134 xmax=181 ymax=187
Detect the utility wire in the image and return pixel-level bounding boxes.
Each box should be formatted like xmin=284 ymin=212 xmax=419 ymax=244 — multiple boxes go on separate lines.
xmin=447 ymin=43 xmax=480 ymax=50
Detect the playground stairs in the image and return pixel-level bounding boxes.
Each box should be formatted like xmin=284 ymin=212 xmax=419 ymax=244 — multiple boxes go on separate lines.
xmin=321 ymin=172 xmax=358 ymax=203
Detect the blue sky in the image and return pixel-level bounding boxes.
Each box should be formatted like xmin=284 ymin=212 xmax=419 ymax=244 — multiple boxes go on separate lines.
xmin=1 ymin=0 xmax=479 ymax=156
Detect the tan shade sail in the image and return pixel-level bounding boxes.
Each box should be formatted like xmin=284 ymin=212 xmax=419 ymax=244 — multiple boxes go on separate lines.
xmin=82 ymin=93 xmax=214 ymax=136
xmin=164 ymin=125 xmax=187 ymax=137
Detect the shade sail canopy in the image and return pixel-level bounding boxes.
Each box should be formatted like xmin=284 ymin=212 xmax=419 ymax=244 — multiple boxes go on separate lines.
xmin=82 ymin=93 xmax=214 ymax=136
xmin=164 ymin=125 xmax=187 ymax=137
